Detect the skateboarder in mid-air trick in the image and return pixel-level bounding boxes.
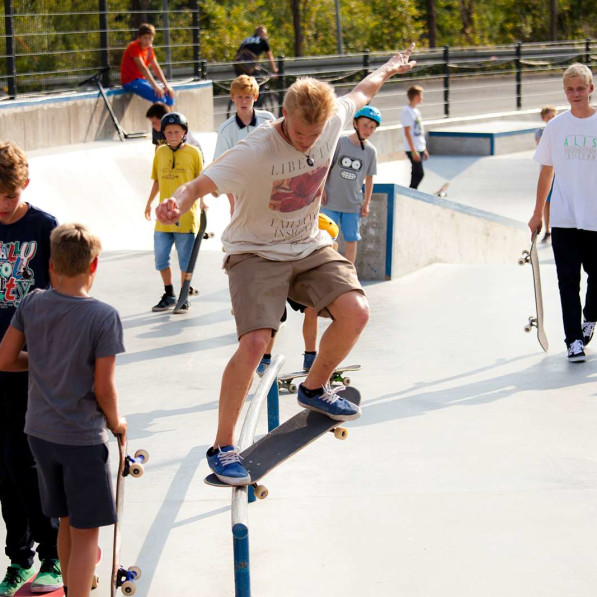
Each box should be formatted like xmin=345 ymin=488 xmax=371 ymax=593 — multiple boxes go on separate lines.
xmin=157 ymin=44 xmax=417 ymax=485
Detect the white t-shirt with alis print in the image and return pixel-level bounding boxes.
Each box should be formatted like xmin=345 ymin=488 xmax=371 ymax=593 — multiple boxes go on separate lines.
xmin=203 ymin=97 xmax=356 ymax=260
xmin=533 ymin=109 xmax=597 ymax=231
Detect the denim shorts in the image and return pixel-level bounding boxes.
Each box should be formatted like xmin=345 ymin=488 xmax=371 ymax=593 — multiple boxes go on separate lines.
xmin=320 ymin=209 xmax=361 ymax=242
xmin=123 ymin=79 xmax=175 ymax=105
xmin=28 ymin=436 xmax=117 ymax=529
xmin=154 ymin=231 xmax=196 ymax=272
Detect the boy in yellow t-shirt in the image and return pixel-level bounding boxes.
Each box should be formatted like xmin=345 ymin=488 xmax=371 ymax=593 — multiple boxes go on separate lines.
xmin=145 ymin=112 xmax=204 ymax=313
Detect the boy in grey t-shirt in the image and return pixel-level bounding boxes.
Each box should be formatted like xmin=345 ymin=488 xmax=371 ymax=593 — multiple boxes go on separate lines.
xmin=322 ymin=105 xmax=380 ymax=264
xmin=0 ymin=223 xmax=127 ymax=597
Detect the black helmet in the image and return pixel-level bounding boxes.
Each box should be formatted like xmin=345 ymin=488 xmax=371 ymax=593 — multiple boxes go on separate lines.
xmin=160 ymin=112 xmax=189 ymax=132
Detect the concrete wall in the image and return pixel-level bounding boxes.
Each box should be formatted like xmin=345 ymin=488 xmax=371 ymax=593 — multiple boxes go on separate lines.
xmin=338 ymin=183 xmax=528 ymax=280
xmin=0 ymin=81 xmax=214 ymax=152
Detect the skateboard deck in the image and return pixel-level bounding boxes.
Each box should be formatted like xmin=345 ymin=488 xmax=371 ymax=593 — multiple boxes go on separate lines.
xmin=519 ymin=232 xmax=549 ymax=352
xmin=15 ymin=547 xmax=102 ymax=596
xmin=278 ymin=364 xmax=361 ymax=393
xmin=205 ymin=386 xmax=361 ymax=497
xmin=434 ymin=182 xmax=449 ymax=198
xmin=173 ymin=209 xmax=207 ymax=313
xmin=111 ymin=436 xmax=148 ymax=597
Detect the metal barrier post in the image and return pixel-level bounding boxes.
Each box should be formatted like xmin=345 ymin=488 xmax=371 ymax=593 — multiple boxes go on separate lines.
xmin=515 ymin=41 xmax=522 ymax=109
xmin=192 ymin=0 xmax=201 ymax=78
xmin=232 ymin=519 xmax=250 ymax=597
xmin=586 ymin=38 xmax=591 ymax=65
xmin=267 ymin=380 xmax=280 ymax=432
xmin=362 ymin=49 xmax=370 ymax=79
xmin=277 ymin=55 xmax=285 ymax=117
xmin=98 ymin=0 xmax=110 ymax=87
xmin=4 ymin=0 xmax=16 ymax=98
xmin=443 ymin=45 xmax=450 ymax=118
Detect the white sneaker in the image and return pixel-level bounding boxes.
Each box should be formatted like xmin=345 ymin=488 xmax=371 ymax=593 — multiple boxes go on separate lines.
xmin=582 ymin=321 xmax=595 ymax=346
xmin=567 ymin=339 xmax=586 ymax=362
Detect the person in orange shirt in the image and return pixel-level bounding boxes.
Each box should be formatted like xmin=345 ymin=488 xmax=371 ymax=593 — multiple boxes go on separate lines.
xmin=120 ymin=23 xmax=174 ymax=105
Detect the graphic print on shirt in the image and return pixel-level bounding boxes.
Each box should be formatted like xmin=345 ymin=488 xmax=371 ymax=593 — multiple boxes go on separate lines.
xmin=0 ymin=240 xmax=37 ymax=305
xmin=338 ymin=155 xmax=363 ymax=181
xmin=269 ymin=164 xmax=328 ymax=213
xmin=564 ymin=135 xmax=597 ymax=160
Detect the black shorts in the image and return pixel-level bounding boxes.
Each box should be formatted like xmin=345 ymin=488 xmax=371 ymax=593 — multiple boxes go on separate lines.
xmin=28 ymin=436 xmax=117 ymax=529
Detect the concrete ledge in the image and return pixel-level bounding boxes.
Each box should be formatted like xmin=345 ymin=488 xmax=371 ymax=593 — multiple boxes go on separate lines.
xmin=0 ymin=80 xmax=214 ymax=152
xmin=338 ymin=183 xmax=528 ymax=280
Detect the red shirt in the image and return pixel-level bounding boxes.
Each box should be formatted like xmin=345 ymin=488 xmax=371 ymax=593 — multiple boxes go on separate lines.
xmin=120 ymin=40 xmax=154 ymax=85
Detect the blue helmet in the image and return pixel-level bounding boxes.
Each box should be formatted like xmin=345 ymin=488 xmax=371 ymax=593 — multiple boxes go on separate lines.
xmin=354 ymin=105 xmax=381 ymax=126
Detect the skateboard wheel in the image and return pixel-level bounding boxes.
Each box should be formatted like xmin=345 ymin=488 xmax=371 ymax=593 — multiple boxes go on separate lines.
xmin=128 ymin=566 xmax=142 ymax=580
xmin=333 ymin=427 xmax=348 ymax=440
xmin=91 ymin=574 xmax=99 ymax=590
xmin=121 ymin=580 xmax=136 ymax=595
xmin=289 ymin=383 xmax=298 ymax=393
xmin=130 ymin=462 xmax=144 ymax=478
xmin=342 ymin=377 xmax=351 ymax=386
xmin=134 ymin=449 xmax=149 ymax=464
xmin=254 ymin=484 xmax=269 ymax=499
xmin=524 ymin=325 xmax=532 ymax=333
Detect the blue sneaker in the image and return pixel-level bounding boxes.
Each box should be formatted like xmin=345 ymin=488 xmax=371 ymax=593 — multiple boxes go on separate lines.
xmin=256 ymin=356 xmax=271 ymax=377
xmin=207 ymin=446 xmax=250 ymax=485
xmin=302 ymin=352 xmax=316 ymax=371
xmin=297 ymin=384 xmax=361 ymax=421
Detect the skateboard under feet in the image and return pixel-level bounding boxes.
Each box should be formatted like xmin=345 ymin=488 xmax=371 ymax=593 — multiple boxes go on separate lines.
xmin=278 ymin=364 xmax=361 ymax=393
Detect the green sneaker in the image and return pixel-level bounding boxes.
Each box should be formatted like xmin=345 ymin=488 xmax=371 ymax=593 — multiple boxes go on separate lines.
xmin=0 ymin=564 xmax=36 ymax=596
xmin=31 ymin=559 xmax=63 ymax=593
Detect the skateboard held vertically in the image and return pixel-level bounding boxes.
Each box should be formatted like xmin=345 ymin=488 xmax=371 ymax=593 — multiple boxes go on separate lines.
xmin=205 ymin=387 xmax=361 ymax=499
xmin=173 ymin=209 xmax=207 ymax=313
xmin=518 ymin=231 xmax=549 ymax=352
xmin=111 ymin=436 xmax=149 ymax=596
xmin=278 ymin=364 xmax=361 ymax=393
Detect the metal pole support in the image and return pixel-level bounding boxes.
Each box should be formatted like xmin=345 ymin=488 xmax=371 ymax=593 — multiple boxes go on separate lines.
xmin=232 ymin=521 xmax=250 ymax=597
xmin=4 ymin=0 xmax=16 ymax=98
xmin=266 ymin=379 xmax=280 ymax=432
xmin=515 ymin=41 xmax=522 ymax=109
xmin=443 ymin=45 xmax=450 ymax=118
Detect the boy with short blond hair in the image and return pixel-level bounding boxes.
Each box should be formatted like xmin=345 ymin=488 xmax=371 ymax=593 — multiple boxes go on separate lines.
xmin=401 ymin=85 xmax=428 ymax=189
xmin=0 ymin=141 xmax=62 ymax=595
xmin=530 ymin=63 xmax=597 ymax=361
xmin=0 ymin=222 xmax=127 ymax=597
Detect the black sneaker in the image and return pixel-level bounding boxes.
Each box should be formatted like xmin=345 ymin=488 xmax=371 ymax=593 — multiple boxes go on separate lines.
xmin=173 ymin=300 xmax=190 ymax=314
xmin=152 ymin=293 xmax=176 ymax=312
xmin=582 ymin=320 xmax=595 ymax=346
xmin=567 ymin=339 xmax=586 ymax=362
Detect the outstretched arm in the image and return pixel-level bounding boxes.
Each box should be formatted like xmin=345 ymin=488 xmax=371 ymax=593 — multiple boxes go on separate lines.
xmin=346 ymin=43 xmax=416 ymax=112
xmin=156 ymin=174 xmax=218 ymax=225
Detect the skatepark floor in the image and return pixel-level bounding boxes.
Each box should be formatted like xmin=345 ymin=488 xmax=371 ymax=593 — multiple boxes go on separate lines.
xmin=2 ymin=142 xmax=597 ymax=596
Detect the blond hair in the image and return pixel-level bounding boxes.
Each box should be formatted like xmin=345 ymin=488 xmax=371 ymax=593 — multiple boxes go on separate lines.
xmin=540 ymin=105 xmax=557 ymax=118
xmin=283 ymin=78 xmax=336 ymax=125
xmin=50 ymin=223 xmax=102 ymax=277
xmin=407 ymin=85 xmax=424 ymax=101
xmin=230 ymin=74 xmax=259 ymax=99
xmin=563 ymin=63 xmax=593 ymax=86
xmin=0 ymin=141 xmax=28 ymax=194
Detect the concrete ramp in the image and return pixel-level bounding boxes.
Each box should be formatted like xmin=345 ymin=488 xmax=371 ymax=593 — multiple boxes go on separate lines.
xmin=26 ymin=133 xmax=224 ymax=251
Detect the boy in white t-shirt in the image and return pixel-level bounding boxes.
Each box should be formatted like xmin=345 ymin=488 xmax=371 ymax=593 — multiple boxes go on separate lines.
xmin=401 ymin=85 xmax=428 ymax=189
xmin=530 ymin=63 xmax=597 ymax=362
xmin=156 ymin=45 xmax=417 ymax=485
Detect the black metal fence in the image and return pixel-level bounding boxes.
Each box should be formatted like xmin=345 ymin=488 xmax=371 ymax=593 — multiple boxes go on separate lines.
xmin=0 ymin=2 xmax=595 ymax=125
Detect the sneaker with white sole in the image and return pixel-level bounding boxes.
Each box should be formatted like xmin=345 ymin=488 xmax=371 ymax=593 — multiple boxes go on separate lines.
xmin=0 ymin=564 xmax=36 ymax=596
xmin=582 ymin=320 xmax=595 ymax=346
xmin=206 ymin=445 xmax=250 ymax=485
xmin=31 ymin=559 xmax=62 ymax=593
xmin=297 ymin=384 xmax=361 ymax=421
xmin=567 ymin=339 xmax=586 ymax=362
xmin=152 ymin=293 xmax=176 ymax=312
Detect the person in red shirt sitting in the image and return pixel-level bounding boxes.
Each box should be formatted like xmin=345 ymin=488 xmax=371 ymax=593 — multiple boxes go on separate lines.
xmin=120 ymin=23 xmax=175 ymax=105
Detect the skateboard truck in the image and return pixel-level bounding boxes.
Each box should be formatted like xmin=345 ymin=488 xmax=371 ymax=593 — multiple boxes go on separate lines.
xmin=115 ymin=566 xmax=142 ymax=596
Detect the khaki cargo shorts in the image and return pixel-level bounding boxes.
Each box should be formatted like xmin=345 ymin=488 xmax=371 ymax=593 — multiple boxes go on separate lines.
xmin=224 ymin=246 xmax=365 ymax=339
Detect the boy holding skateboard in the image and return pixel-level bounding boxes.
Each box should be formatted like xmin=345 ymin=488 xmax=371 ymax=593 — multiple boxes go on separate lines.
xmin=530 ymin=63 xmax=597 ymax=362
xmin=0 ymin=223 xmax=127 ymax=597
xmin=322 ymin=105 xmax=380 ymax=264
xmin=0 ymin=141 xmax=62 ymax=596
xmin=157 ymin=45 xmax=416 ymax=485
xmin=145 ymin=111 xmax=205 ymax=313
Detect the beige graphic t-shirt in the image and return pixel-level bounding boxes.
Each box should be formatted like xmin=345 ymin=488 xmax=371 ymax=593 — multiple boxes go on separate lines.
xmin=204 ymin=97 xmax=356 ymax=260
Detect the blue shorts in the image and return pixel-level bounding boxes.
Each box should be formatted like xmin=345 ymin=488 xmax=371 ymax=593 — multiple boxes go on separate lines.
xmin=320 ymin=209 xmax=361 ymax=242
xmin=154 ymin=231 xmax=195 ymax=272
xmin=28 ymin=436 xmax=116 ymax=529
xmin=123 ymin=79 xmax=175 ymax=105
